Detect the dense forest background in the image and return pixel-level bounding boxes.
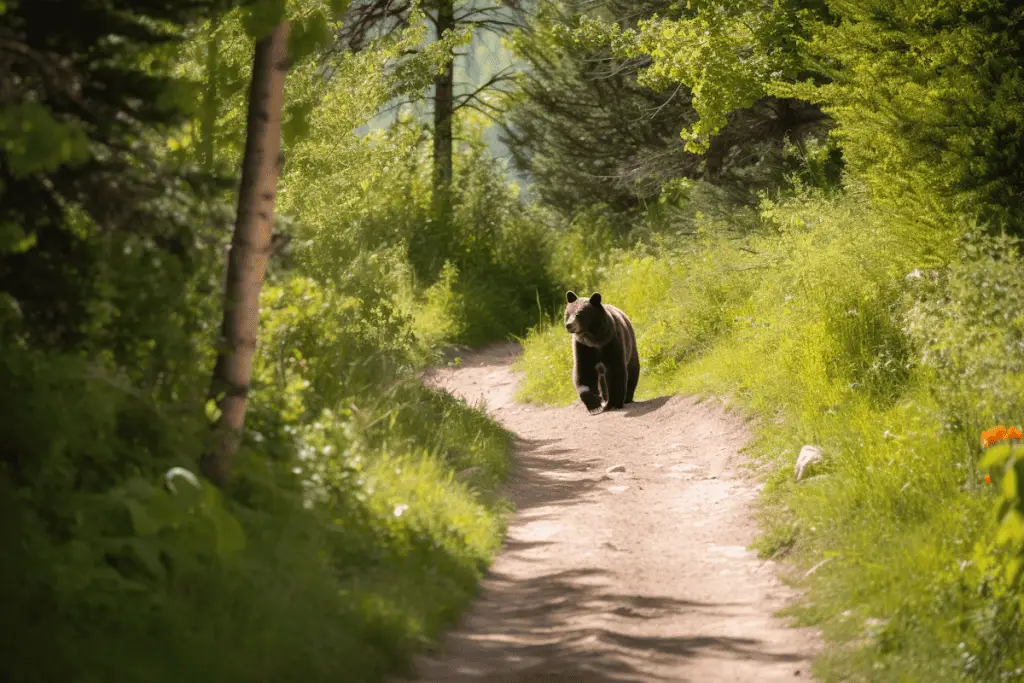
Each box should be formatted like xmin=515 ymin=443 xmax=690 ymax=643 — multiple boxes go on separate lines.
xmin=2 ymin=0 xmax=1024 ymax=681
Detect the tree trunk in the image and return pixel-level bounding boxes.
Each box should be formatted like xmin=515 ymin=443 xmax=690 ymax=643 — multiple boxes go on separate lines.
xmin=703 ymin=132 xmax=728 ymax=182
xmin=201 ymin=20 xmax=291 ymax=489
xmin=431 ymin=0 xmax=455 ymax=223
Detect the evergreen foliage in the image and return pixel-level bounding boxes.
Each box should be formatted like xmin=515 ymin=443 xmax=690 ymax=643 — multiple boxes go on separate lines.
xmin=501 ymin=0 xmax=831 ymax=226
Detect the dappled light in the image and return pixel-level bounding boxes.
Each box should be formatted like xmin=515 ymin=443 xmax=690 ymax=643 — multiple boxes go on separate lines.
xmin=2 ymin=0 xmax=1023 ymax=681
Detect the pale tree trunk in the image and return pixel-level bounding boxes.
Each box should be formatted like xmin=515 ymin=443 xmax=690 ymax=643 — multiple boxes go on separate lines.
xmin=431 ymin=0 xmax=455 ymax=223
xmin=201 ymin=20 xmax=291 ymax=488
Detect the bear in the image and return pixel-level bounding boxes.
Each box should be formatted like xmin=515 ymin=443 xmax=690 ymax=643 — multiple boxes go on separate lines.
xmin=564 ymin=291 xmax=640 ymax=414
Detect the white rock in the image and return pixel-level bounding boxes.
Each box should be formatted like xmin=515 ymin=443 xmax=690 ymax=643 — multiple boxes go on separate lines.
xmin=794 ymin=444 xmax=824 ymax=481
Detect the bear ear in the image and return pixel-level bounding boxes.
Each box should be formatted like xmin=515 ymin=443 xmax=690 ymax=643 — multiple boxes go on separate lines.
xmin=566 ymin=291 xmax=578 ymax=303
xmin=589 ymin=292 xmax=602 ymax=306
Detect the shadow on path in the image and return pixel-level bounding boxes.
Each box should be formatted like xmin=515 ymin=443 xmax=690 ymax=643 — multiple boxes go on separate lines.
xmin=404 ymin=344 xmax=818 ymax=683
xmin=621 ymin=395 xmax=673 ymax=418
xmin=408 ymin=566 xmax=806 ymax=683
xmin=506 ymin=436 xmax=605 ymax=513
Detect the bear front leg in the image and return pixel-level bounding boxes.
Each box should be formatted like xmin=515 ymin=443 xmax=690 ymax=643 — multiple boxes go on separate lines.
xmin=573 ymin=342 xmax=604 ymax=414
xmin=595 ymin=362 xmax=609 ymax=405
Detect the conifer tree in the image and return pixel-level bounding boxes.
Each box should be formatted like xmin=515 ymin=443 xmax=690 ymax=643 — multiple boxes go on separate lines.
xmin=0 ymin=0 xmax=232 ymax=354
xmin=502 ymin=0 xmax=828 ymax=220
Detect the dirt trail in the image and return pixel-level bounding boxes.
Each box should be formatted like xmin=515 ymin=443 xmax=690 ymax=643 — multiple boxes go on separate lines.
xmin=408 ymin=341 xmax=820 ymax=683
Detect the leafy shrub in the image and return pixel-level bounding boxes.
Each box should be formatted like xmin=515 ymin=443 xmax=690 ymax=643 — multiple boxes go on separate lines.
xmin=0 ymin=9 xmax=530 ymax=683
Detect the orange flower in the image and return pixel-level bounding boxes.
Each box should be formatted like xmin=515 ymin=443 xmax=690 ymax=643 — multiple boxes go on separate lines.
xmin=1008 ymin=426 xmax=1024 ymax=440
xmin=985 ymin=474 xmax=992 ymax=485
xmin=982 ymin=425 xmax=1009 ymax=447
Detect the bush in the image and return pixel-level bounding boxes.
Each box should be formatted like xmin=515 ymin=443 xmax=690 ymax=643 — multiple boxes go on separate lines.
xmin=0 ymin=281 xmax=515 ymax=683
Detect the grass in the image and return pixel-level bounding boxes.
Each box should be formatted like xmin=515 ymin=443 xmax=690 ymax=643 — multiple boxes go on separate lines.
xmin=514 ymin=187 xmax=1024 ymax=681
xmin=0 ymin=273 xmax=518 ymax=683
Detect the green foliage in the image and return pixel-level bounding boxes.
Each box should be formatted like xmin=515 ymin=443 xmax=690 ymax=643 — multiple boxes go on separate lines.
xmin=1 ymin=269 xmax=515 ymax=683
xmin=510 ymin=4 xmax=1024 ymax=674
xmin=1 ymin=2 xmax=530 ymax=683
xmin=0 ymin=102 xmax=90 ymax=177
xmin=515 ymin=183 xmax=1024 ymax=680
xmin=903 ymin=232 xmax=1024 ymax=429
xmin=504 ymin=0 xmax=830 ymax=226
xmin=565 ymin=0 xmax=826 ymax=152
xmin=9 ymin=0 xmax=1024 ymax=680
xmin=775 ymin=0 xmax=1024 ymax=237
xmin=978 ymin=437 xmax=1024 ymax=584
xmin=242 ymin=0 xmax=286 ymax=40
xmin=0 ymin=0 xmax=231 ymax=350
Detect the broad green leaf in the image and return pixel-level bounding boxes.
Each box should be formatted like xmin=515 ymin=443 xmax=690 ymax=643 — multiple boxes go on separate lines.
xmin=212 ymin=506 xmax=247 ymax=557
xmin=980 ymin=443 xmax=1012 ymax=470
xmin=0 ymin=102 xmax=90 ymax=176
xmin=1003 ymin=466 xmax=1018 ymax=500
xmin=202 ymin=485 xmax=247 ymax=557
xmin=1006 ymin=557 xmax=1022 ymax=584
xmin=996 ymin=509 xmax=1024 ymax=546
xmin=283 ymin=99 xmax=316 ymax=147
xmin=205 ymin=398 xmax=222 ymax=422
xmin=0 ymin=222 xmax=37 ymax=255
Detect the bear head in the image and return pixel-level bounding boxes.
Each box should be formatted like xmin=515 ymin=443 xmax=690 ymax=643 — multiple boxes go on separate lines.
xmin=564 ymin=291 xmax=609 ymax=346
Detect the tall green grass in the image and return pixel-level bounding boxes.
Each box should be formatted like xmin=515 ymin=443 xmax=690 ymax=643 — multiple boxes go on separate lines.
xmin=516 ymin=186 xmax=1024 ymax=681
xmin=0 ymin=264 xmax=516 ymax=683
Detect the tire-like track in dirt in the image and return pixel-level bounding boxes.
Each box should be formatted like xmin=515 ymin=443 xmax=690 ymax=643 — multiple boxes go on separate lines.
xmin=406 ymin=342 xmax=820 ymax=682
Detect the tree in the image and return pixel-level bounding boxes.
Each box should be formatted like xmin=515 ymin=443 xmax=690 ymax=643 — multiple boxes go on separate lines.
xmin=202 ymin=17 xmax=292 ymax=488
xmin=335 ymin=0 xmax=524 ymax=224
xmin=774 ymin=0 xmax=1024 ymax=240
xmin=501 ymin=0 xmax=829 ymax=224
xmin=0 ymin=0 xmax=231 ymax=356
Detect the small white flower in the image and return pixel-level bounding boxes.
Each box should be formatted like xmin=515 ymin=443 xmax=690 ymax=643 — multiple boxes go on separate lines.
xmin=393 ymin=504 xmax=409 ymax=518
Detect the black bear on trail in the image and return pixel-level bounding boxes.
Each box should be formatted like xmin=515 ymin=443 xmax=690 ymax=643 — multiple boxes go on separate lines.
xmin=564 ymin=291 xmax=640 ymax=414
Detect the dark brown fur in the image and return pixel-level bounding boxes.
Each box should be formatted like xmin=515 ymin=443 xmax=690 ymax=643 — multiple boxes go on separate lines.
xmin=564 ymin=291 xmax=640 ymax=414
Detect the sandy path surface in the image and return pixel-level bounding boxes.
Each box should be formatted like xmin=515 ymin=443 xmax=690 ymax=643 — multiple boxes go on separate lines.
xmin=407 ymin=341 xmax=820 ymax=683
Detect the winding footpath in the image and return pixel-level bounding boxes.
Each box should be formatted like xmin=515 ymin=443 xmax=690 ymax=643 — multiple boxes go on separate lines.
xmin=404 ymin=342 xmax=820 ymax=682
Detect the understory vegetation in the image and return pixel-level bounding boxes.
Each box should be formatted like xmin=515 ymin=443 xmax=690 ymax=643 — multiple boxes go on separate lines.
xmin=1 ymin=1 xmax=542 ymax=681
xmin=514 ymin=0 xmax=1024 ymax=679
xmin=4 ymin=0 xmax=1024 ymax=680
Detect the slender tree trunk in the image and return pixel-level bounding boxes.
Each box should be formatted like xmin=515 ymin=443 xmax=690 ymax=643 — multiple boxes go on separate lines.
xmin=431 ymin=0 xmax=455 ymax=223
xmin=200 ymin=19 xmax=220 ymax=172
xmin=703 ymin=133 xmax=728 ymax=181
xmin=201 ymin=20 xmax=291 ymax=489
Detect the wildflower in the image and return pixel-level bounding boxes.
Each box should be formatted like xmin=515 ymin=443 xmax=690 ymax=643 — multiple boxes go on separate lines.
xmin=982 ymin=425 xmax=1008 ymax=447
xmin=985 ymin=475 xmax=992 ymax=485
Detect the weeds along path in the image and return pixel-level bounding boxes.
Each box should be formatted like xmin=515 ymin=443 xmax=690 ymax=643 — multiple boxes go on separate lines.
xmin=407 ymin=341 xmax=820 ymax=683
